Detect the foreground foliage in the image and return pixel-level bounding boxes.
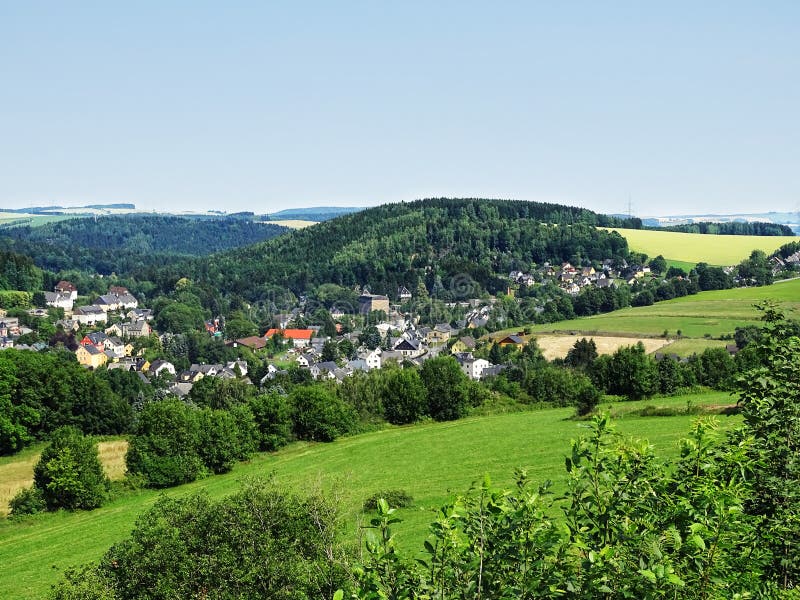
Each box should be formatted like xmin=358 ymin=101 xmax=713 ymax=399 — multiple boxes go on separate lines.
xmin=50 ymin=479 xmax=349 ymax=600
xmin=349 ymin=305 xmax=800 ymax=599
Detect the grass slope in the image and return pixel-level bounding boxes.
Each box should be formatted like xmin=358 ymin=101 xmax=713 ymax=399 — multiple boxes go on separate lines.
xmin=1 ymin=393 xmax=738 ymax=600
xmin=523 ymin=278 xmax=800 ymax=339
xmin=601 ymin=227 xmax=795 ymax=265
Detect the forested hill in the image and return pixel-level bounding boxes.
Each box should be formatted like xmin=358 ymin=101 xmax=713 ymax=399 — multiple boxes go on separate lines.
xmin=193 ymin=198 xmax=638 ymax=300
xmin=0 ymin=216 xmax=288 ymax=274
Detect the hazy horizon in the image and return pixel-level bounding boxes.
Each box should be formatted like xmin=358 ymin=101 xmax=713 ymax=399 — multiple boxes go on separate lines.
xmin=2 ymin=2 xmax=798 ymax=216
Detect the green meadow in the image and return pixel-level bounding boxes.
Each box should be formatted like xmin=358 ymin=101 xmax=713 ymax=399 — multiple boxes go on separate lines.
xmin=0 ymin=393 xmax=738 ymax=600
xmin=601 ymin=227 xmax=795 ymax=266
xmin=526 ymin=278 xmax=800 ymax=339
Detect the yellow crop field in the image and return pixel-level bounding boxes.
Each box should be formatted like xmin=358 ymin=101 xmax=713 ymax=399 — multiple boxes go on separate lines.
xmin=601 ymin=227 xmax=795 ymax=266
xmin=268 ymin=219 xmax=318 ymax=229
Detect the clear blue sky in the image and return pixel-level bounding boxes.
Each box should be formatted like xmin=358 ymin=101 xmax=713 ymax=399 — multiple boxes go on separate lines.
xmin=1 ymin=1 xmax=798 ymax=216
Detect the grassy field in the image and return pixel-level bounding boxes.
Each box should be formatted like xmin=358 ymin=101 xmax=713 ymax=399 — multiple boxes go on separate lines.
xmin=521 ymin=278 xmax=800 ymax=339
xmin=0 ymin=393 xmax=738 ymax=599
xmin=664 ymin=259 xmax=698 ymax=273
xmin=601 ymin=227 xmax=795 ymax=266
xmin=0 ymin=214 xmax=83 ymax=228
xmin=660 ymin=337 xmax=729 ymax=356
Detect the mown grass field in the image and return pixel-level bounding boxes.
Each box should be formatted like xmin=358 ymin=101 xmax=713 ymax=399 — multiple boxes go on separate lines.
xmin=0 ymin=393 xmax=738 ymax=600
xmin=600 ymin=227 xmax=795 ymax=266
xmin=521 ymin=278 xmax=800 ymax=339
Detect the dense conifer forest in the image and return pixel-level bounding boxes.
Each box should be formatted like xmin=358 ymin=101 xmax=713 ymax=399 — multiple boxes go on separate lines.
xmin=0 ymin=215 xmax=288 ymax=274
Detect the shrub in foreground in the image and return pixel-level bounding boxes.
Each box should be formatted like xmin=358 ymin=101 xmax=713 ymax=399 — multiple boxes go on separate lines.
xmin=49 ymin=479 xmax=349 ymax=600
xmin=33 ymin=426 xmax=109 ymax=511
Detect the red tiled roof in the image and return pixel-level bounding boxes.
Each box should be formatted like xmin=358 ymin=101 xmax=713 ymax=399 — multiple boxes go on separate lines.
xmin=236 ymin=336 xmax=267 ymax=349
xmin=265 ymin=328 xmax=313 ymax=340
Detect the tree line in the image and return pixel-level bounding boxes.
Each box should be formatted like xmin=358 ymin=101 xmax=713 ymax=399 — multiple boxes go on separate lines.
xmin=653 ymin=221 xmax=794 ymax=236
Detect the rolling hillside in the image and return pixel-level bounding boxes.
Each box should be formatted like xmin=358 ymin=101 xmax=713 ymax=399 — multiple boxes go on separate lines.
xmin=601 ymin=227 xmax=795 ymax=266
xmin=516 ymin=278 xmax=800 ymax=339
xmin=0 ymin=393 xmax=737 ymax=599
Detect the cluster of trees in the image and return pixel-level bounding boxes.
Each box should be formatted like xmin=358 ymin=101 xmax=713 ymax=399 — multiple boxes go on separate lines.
xmin=125 ymin=398 xmax=258 ymax=487
xmin=655 ymin=220 xmax=794 ymax=236
xmin=0 ymin=249 xmax=42 ymax=292
xmin=48 ymin=307 xmax=800 ymax=598
xmin=485 ymin=334 xmax=758 ymax=415
xmin=0 ymin=350 xmax=131 ymax=455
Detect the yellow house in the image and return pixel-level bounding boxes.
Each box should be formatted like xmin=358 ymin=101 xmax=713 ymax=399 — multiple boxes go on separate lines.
xmin=124 ymin=343 xmax=135 ymax=357
xmin=451 ymin=336 xmax=477 ymax=353
xmin=75 ymin=345 xmax=108 ymax=369
xmin=497 ymin=334 xmax=525 ymax=348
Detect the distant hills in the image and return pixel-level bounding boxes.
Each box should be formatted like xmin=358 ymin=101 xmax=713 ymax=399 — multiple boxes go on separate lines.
xmin=642 ymin=211 xmax=800 ymax=234
xmin=0 ymin=203 xmax=136 ymax=214
xmin=262 ymin=206 xmax=365 ymax=222
xmin=0 ymin=215 xmax=288 ymax=275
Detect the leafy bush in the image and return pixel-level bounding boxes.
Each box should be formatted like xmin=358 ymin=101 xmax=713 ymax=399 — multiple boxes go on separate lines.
xmin=196 ymin=408 xmax=241 ymax=474
xmin=248 ymin=392 xmax=293 ymax=451
xmin=420 ymin=356 xmax=469 ymax=421
xmin=50 ymin=479 xmax=349 ymax=600
xmin=33 ymin=426 xmax=109 ymax=511
xmin=382 ymin=369 xmax=427 ymax=425
xmin=291 ymin=386 xmax=357 ymax=442
xmin=363 ymin=489 xmax=413 ymax=511
xmin=125 ymin=399 xmax=204 ymax=488
xmin=9 ymin=486 xmax=46 ymax=516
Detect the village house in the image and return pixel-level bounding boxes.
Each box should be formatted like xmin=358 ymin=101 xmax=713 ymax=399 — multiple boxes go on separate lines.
xmin=95 ymin=291 xmax=138 ymax=312
xmin=230 ymin=336 xmax=267 ymax=351
xmin=54 ymin=280 xmax=78 ymax=300
xmin=44 ymin=291 xmax=74 ymax=310
xmin=105 ymin=323 xmax=123 ymax=337
xmin=75 ymin=344 xmax=108 ymax=369
xmin=358 ymin=293 xmax=390 ymax=315
xmin=497 ymin=334 xmax=525 ymax=348
xmin=149 ymin=359 xmax=176 ymax=377
xmin=454 ymin=352 xmax=491 ymax=380
xmin=393 ymin=337 xmax=424 ymax=358
xmin=363 ymin=348 xmax=382 ymax=370
xmin=451 ymin=336 xmax=477 ymax=353
xmin=310 ymin=361 xmax=338 ymax=380
xmin=397 ymin=286 xmax=412 ymax=301
xmin=81 ymin=331 xmax=108 ymax=352
xmin=122 ymin=320 xmax=151 ymax=338
xmin=104 ymin=336 xmax=129 ymax=359
xmin=296 ymin=353 xmax=315 ymax=368
xmin=127 ymin=308 xmax=153 ymax=321
xmin=73 ymin=305 xmax=108 ymax=326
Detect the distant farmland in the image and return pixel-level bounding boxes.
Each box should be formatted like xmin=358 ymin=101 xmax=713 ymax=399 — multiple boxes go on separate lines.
xmin=521 ymin=278 xmax=800 ymax=339
xmin=601 ymin=227 xmax=795 ymax=266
